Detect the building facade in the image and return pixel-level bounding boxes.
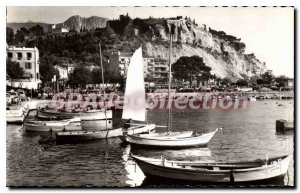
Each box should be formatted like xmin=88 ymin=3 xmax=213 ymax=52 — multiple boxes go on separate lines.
xmin=51 ymin=24 xmax=69 ymax=34
xmin=151 ymin=58 xmax=169 ymax=84
xmin=109 ymin=51 xmax=150 ymax=76
xmin=7 ymin=46 xmax=41 ymax=89
xmin=283 ymin=78 xmax=294 ymax=88
xmin=109 ymin=51 xmax=171 ymax=88
xmin=54 ymin=65 xmax=68 ymax=80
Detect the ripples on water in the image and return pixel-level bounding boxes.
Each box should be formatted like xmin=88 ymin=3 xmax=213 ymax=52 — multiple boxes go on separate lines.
xmin=7 ymin=100 xmax=294 ymax=187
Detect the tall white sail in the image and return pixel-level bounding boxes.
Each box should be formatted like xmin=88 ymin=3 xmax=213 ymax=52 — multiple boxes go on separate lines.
xmin=122 ymin=47 xmax=146 ymax=121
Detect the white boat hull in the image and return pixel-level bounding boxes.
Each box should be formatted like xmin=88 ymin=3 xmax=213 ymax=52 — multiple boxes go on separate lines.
xmin=120 ymin=124 xmax=156 ymax=142
xmin=126 ymin=129 xmax=219 ymax=147
xmin=25 ymin=124 xmax=82 ymax=132
xmin=132 ymin=154 xmax=292 ymax=182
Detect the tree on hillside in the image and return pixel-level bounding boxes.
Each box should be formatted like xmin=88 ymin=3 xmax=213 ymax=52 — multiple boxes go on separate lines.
xmin=236 ymin=79 xmax=248 ymax=87
xmin=15 ymin=27 xmax=30 ymax=45
xmin=221 ymin=77 xmax=232 ymax=86
xmin=91 ymin=68 xmax=103 ymax=84
xmin=261 ymin=71 xmax=274 ymax=85
xmin=68 ymin=66 xmax=91 ymax=88
xmin=6 ymin=59 xmax=24 ymax=79
xmin=29 ymin=25 xmax=44 ymax=36
xmin=39 ymin=62 xmax=60 ymax=84
xmin=6 ymin=27 xmax=14 ymax=45
xmin=172 ymin=55 xmax=212 ymax=88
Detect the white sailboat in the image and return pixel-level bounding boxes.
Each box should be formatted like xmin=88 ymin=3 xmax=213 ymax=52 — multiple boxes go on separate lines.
xmin=120 ymin=47 xmax=156 ymax=141
xmin=125 ymin=35 xmax=220 ymax=148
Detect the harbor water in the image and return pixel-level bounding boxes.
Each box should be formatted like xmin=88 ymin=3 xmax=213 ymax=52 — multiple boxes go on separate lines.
xmin=6 ymin=99 xmax=294 ymax=187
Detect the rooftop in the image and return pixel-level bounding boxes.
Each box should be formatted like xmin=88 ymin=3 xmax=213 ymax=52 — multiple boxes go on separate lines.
xmin=7 ymin=46 xmax=39 ymax=51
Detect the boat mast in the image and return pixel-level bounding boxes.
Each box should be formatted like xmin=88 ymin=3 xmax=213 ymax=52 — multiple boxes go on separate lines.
xmin=99 ymin=43 xmax=108 ymax=137
xmin=142 ymin=44 xmax=148 ymax=124
xmin=167 ymin=33 xmax=173 ymax=134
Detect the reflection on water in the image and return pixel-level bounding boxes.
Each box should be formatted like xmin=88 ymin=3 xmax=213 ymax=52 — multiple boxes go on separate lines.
xmin=123 ymin=145 xmax=145 ymax=187
xmin=6 ymin=100 xmax=294 ymax=187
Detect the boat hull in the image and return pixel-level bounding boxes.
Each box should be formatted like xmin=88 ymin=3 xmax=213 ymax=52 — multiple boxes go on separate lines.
xmin=37 ymin=109 xmax=112 ymax=120
xmin=126 ymin=129 xmax=218 ymax=148
xmin=81 ymin=119 xmax=113 ymax=130
xmin=56 ymin=127 xmax=123 ymax=141
xmin=132 ymin=155 xmax=292 ymax=183
xmin=6 ymin=116 xmax=25 ymax=123
xmin=25 ymin=124 xmax=82 ymax=132
xmin=120 ymin=124 xmax=156 ymax=142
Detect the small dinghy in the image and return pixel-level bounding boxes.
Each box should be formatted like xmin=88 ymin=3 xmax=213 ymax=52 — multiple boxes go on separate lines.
xmin=132 ymin=154 xmax=292 ymax=183
xmin=24 ymin=117 xmax=81 ymax=132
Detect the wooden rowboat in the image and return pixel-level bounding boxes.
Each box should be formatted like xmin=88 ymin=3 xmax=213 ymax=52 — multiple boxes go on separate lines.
xmin=24 ymin=117 xmax=81 ymax=132
xmin=132 ymin=154 xmax=292 ymax=183
xmin=56 ymin=127 xmax=123 ymax=141
xmin=37 ymin=108 xmax=112 ymax=121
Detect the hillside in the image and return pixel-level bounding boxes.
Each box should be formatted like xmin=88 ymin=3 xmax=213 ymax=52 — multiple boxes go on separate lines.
xmin=7 ymin=22 xmax=51 ymax=33
xmin=8 ymin=15 xmax=268 ymax=80
xmin=7 ymin=15 xmax=108 ymax=33
xmin=110 ymin=16 xmax=268 ymax=79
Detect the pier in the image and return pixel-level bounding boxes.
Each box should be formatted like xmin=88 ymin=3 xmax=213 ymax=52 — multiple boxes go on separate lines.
xmin=276 ymin=119 xmax=294 ymax=133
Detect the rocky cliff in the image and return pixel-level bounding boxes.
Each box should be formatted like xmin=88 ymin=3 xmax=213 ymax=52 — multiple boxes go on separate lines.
xmin=56 ymin=15 xmax=108 ymax=32
xmin=8 ymin=15 xmax=109 ymax=33
xmin=123 ymin=17 xmax=268 ymax=79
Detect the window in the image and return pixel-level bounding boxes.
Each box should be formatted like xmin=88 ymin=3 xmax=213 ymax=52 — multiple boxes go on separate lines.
xmin=30 ymin=74 xmax=33 ymax=78
xmin=36 ymin=73 xmax=39 ymax=79
xmin=26 ymin=52 xmax=32 ymax=60
xmin=17 ymin=52 xmax=22 ymax=60
xmin=25 ymin=62 xmax=32 ymax=69
xmin=7 ymin=52 xmax=13 ymax=58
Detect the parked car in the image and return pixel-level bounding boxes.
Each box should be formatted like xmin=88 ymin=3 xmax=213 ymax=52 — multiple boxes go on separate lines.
xmin=7 ymin=91 xmax=20 ymax=104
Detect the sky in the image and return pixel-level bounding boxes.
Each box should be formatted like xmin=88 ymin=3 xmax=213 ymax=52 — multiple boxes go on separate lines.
xmin=6 ymin=6 xmax=294 ymax=77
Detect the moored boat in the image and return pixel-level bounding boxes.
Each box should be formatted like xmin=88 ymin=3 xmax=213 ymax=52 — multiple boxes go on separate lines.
xmin=123 ymin=37 xmax=220 ymax=148
xmin=37 ymin=108 xmax=112 ymax=121
xmin=132 ymin=154 xmax=292 ymax=183
xmin=119 ymin=47 xmax=156 ymax=140
xmin=126 ymin=128 xmax=220 ymax=148
xmin=56 ymin=127 xmax=123 ymax=141
xmin=120 ymin=124 xmax=156 ymax=142
xmin=24 ymin=117 xmax=81 ymax=132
